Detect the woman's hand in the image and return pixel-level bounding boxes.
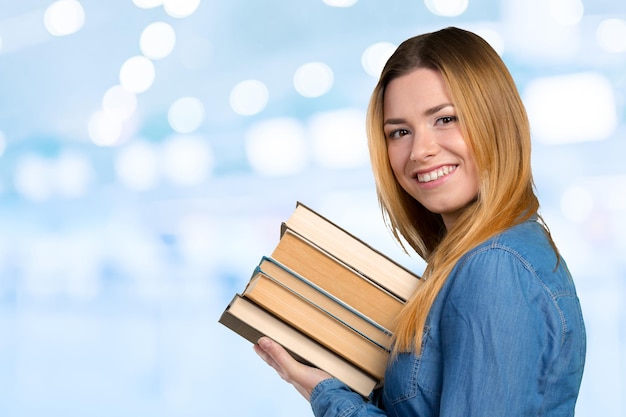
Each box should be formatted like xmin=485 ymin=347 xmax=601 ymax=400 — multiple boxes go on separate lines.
xmin=254 ymin=336 xmax=333 ymax=401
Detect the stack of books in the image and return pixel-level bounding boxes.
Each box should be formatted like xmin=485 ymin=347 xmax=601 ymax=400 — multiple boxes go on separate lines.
xmin=219 ymin=202 xmax=422 ymax=397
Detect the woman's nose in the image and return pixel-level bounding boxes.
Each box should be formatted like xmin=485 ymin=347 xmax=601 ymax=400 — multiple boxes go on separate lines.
xmin=410 ymin=129 xmax=438 ymax=162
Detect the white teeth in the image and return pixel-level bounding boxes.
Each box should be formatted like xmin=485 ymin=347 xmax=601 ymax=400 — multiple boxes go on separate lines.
xmin=417 ymin=165 xmax=456 ymax=183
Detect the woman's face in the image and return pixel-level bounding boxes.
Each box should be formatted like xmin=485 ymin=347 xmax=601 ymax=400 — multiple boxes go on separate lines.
xmin=384 ymin=68 xmax=480 ymax=230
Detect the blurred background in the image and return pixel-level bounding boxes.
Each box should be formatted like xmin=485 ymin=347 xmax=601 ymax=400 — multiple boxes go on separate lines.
xmin=0 ymin=0 xmax=624 ymax=416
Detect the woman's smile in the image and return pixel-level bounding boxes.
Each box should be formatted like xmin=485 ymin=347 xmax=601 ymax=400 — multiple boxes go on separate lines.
xmin=415 ymin=164 xmax=457 ymax=183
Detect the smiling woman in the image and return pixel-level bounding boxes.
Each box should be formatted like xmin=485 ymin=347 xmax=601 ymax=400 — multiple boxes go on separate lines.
xmin=254 ymin=27 xmax=587 ymax=417
xmin=1 ymin=0 xmax=623 ymax=415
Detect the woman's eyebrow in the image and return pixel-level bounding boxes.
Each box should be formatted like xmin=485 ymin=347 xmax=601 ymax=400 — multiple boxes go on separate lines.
xmin=423 ymin=103 xmax=454 ymax=116
xmin=383 ymin=118 xmax=405 ymax=126
xmin=383 ymin=103 xmax=454 ymax=126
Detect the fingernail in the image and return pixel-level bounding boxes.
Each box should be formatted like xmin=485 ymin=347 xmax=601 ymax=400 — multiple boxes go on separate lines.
xmin=258 ymin=337 xmax=270 ymax=349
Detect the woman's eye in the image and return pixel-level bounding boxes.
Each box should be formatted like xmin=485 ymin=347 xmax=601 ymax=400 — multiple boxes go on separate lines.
xmin=387 ymin=129 xmax=410 ymax=139
xmin=436 ymin=116 xmax=457 ymax=125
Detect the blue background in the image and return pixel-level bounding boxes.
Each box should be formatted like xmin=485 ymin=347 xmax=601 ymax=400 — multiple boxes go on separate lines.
xmin=0 ymin=0 xmax=625 ymax=416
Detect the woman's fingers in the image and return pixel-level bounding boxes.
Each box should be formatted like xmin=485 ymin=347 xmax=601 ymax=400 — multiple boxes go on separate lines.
xmin=254 ymin=337 xmax=300 ymax=380
xmin=253 ymin=337 xmax=288 ymax=375
xmin=254 ymin=336 xmax=333 ymax=400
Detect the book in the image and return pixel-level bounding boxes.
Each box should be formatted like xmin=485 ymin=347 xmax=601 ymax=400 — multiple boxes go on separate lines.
xmin=243 ymin=265 xmax=389 ymax=380
xmin=271 ymin=229 xmax=403 ymax=331
xmin=219 ymin=201 xmax=423 ymax=397
xmin=257 ymin=256 xmax=392 ymax=350
xmin=219 ymin=295 xmax=378 ymax=397
xmin=281 ymin=202 xmax=421 ymax=301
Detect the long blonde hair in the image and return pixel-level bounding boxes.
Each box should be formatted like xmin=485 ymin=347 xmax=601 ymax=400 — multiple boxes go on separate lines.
xmin=367 ymin=27 xmax=556 ymax=354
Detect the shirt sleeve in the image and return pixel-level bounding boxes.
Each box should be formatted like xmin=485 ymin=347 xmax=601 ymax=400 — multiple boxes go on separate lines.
xmin=438 ymin=247 xmax=562 ymax=416
xmin=310 ymin=378 xmax=388 ymax=417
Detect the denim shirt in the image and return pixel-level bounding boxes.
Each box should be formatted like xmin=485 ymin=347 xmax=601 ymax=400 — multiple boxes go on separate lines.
xmin=310 ymin=219 xmax=586 ymax=417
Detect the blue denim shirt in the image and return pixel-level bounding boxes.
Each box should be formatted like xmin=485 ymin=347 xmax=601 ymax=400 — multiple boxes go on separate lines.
xmin=310 ymin=218 xmax=586 ymax=417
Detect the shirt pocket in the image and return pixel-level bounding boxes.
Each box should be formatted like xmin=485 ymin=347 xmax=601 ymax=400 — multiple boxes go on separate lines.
xmin=384 ymin=325 xmax=443 ymax=406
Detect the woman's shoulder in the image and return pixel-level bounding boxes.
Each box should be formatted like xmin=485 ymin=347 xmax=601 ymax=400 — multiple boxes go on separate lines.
xmin=462 ymin=218 xmax=557 ymax=270
xmin=453 ymin=218 xmax=576 ymax=298
xmin=477 ymin=217 xmax=548 ymax=247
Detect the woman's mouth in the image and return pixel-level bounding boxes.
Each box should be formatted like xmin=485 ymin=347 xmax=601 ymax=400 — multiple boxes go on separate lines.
xmin=416 ymin=165 xmax=457 ymax=183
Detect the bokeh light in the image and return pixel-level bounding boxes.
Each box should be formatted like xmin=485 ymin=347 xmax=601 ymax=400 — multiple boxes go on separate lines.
xmin=168 ymin=97 xmax=205 ymax=134
xmin=12 ymin=153 xmax=92 ymax=200
xmin=140 ymin=21 xmax=176 ymax=60
xmin=424 ymin=0 xmax=468 ymax=17
xmin=161 ymin=135 xmax=213 ymax=186
xmin=114 ymin=141 xmax=160 ymax=191
xmin=44 ymin=0 xmax=85 ymax=37
xmin=596 ymin=18 xmax=626 ymax=53
xmin=119 ymin=55 xmax=156 ymax=94
xmin=102 ymin=85 xmax=138 ymax=121
xmin=322 ymin=0 xmax=358 ymax=7
xmin=163 ymin=0 xmax=201 ymax=18
xmin=245 ymin=118 xmax=308 ymax=176
xmin=361 ymin=42 xmax=396 ymax=78
xmin=293 ymin=62 xmax=334 ymax=98
xmin=524 ymin=72 xmax=617 ymax=144
xmin=133 ymin=0 xmax=163 ymax=8
xmin=0 ymin=131 xmax=6 ymax=157
xmin=309 ymin=108 xmax=369 ymax=169
xmin=53 ymin=151 xmax=94 ymax=198
xmin=230 ymin=80 xmax=269 ymax=116
xmin=88 ymin=110 xmax=124 ymax=146
xmin=548 ymin=0 xmax=584 ymax=26
xmin=13 ymin=155 xmax=54 ymax=201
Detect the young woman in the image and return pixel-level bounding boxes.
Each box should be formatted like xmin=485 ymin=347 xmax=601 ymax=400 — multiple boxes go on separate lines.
xmin=254 ymin=27 xmax=586 ymax=416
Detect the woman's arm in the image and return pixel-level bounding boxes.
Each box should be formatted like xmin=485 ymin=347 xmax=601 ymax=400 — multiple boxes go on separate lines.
xmin=439 ymin=248 xmax=563 ymax=416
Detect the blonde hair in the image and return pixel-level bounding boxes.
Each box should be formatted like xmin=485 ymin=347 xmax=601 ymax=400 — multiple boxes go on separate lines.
xmin=367 ymin=27 xmax=556 ymax=354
